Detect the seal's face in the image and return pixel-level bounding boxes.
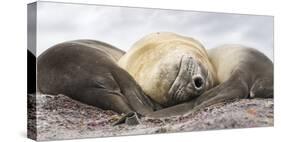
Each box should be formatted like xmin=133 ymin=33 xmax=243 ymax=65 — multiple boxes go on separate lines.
xmin=165 ymin=55 xmax=210 ymax=106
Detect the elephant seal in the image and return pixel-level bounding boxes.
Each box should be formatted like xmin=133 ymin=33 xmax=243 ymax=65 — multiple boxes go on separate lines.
xmin=37 ymin=40 xmax=156 ymax=116
xmin=149 ymin=44 xmax=273 ymax=117
xmin=118 ymin=32 xmax=217 ymax=107
xmin=193 ymin=44 xmax=273 ymax=107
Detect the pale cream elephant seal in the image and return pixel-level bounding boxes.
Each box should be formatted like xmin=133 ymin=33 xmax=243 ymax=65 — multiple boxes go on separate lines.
xmin=118 ymin=32 xmax=217 ymax=107
xmin=149 ymin=44 xmax=273 ymax=118
xmin=193 ymin=44 xmax=273 ymax=107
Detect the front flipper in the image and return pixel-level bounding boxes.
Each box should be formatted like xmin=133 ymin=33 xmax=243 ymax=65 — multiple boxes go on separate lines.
xmin=193 ymin=75 xmax=249 ymax=110
xmin=113 ymin=101 xmax=196 ymax=125
xmin=71 ymin=88 xmax=134 ymax=114
xmin=250 ymin=78 xmax=273 ymax=98
xmin=146 ymin=101 xmax=195 ymax=118
xmin=113 ymin=112 xmax=141 ymax=126
xmin=148 ymin=77 xmax=247 ymax=118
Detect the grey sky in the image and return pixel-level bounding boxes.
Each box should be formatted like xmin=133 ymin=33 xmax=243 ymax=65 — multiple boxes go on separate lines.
xmin=36 ymin=1 xmax=273 ymax=60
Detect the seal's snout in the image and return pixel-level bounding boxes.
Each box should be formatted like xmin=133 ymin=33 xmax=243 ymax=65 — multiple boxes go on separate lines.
xmin=192 ymin=76 xmax=204 ymax=91
xmin=167 ymin=54 xmax=207 ymax=105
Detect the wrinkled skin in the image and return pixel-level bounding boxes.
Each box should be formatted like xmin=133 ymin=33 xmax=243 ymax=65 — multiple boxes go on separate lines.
xmin=165 ymin=54 xmax=211 ymax=106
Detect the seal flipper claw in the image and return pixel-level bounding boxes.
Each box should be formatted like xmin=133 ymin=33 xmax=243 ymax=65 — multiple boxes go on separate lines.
xmin=113 ymin=112 xmax=141 ymax=126
xmin=125 ymin=112 xmax=141 ymax=125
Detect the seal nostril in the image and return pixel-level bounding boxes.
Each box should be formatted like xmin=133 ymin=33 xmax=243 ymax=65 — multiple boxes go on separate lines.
xmin=193 ymin=77 xmax=203 ymax=89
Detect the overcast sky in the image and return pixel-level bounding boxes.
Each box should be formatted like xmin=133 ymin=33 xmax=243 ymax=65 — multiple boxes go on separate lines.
xmin=36 ymin=1 xmax=273 ymax=60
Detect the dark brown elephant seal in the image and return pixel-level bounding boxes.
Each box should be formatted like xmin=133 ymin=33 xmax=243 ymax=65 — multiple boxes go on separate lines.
xmin=149 ymin=44 xmax=273 ymax=117
xmin=37 ymin=40 xmax=157 ymax=118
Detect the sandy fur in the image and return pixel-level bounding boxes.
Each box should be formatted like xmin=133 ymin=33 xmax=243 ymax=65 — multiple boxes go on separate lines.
xmin=207 ymin=45 xmax=250 ymax=83
xmin=118 ymin=32 xmax=216 ymax=104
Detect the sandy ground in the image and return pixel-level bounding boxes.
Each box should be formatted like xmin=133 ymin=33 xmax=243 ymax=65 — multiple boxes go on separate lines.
xmin=27 ymin=93 xmax=273 ymax=141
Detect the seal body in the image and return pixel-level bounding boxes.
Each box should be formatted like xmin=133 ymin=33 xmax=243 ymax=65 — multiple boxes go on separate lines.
xmin=148 ymin=44 xmax=273 ymax=118
xmin=118 ymin=32 xmax=217 ymax=107
xmin=194 ymin=44 xmax=273 ymax=108
xmin=37 ymin=40 xmax=155 ymax=115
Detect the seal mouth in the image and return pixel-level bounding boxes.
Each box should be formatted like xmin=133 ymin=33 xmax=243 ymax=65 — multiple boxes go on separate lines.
xmin=173 ymin=85 xmax=191 ymax=103
xmin=167 ymin=55 xmax=205 ymax=105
